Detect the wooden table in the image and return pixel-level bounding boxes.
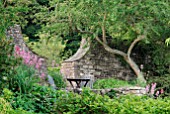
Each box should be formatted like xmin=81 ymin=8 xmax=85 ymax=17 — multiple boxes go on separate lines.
xmin=67 ymin=78 xmax=90 ymax=89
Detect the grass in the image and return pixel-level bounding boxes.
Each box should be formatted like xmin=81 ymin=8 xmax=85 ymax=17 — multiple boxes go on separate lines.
xmin=93 ymin=78 xmax=137 ymax=89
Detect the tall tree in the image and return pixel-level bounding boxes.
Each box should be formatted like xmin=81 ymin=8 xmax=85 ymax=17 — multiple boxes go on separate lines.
xmin=47 ymin=0 xmax=170 ymax=84
xmin=0 ymin=0 xmax=27 ymax=38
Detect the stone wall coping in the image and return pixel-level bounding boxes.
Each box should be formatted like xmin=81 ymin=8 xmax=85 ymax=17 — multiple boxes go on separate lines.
xmin=92 ymin=86 xmax=145 ymax=90
xmin=65 ymin=86 xmax=146 ymax=95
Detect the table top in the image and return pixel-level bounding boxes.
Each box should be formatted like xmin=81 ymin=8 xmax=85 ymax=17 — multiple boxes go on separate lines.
xmin=67 ymin=78 xmax=90 ymax=81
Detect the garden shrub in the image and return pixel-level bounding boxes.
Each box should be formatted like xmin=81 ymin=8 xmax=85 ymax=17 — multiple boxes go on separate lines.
xmin=0 ymin=96 xmax=32 ymax=114
xmin=2 ymin=86 xmax=170 ymax=114
xmin=10 ymin=64 xmax=39 ymax=94
xmin=55 ymin=88 xmax=110 ymax=114
xmin=2 ymin=88 xmax=14 ymax=102
xmin=107 ymin=95 xmax=170 ymax=114
xmin=0 ymin=97 xmax=13 ymax=114
xmin=48 ymin=67 xmax=66 ymax=89
xmin=11 ymin=109 xmax=35 ymax=114
xmin=0 ymin=38 xmax=22 ymax=93
xmin=55 ymin=89 xmax=170 ymax=114
xmin=11 ymin=84 xmax=57 ymax=113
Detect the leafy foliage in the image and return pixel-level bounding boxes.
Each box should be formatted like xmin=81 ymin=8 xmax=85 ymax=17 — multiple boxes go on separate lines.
xmin=0 ymin=97 xmax=13 ymax=114
xmin=55 ymin=89 xmax=110 ymax=114
xmin=151 ymin=45 xmax=170 ymax=75
xmin=0 ymin=0 xmax=29 ymax=38
xmin=28 ymin=34 xmax=65 ymax=64
xmin=93 ymin=78 xmax=136 ymax=89
xmin=0 ymin=97 xmax=32 ymax=114
xmin=60 ymin=33 xmax=81 ymax=60
xmin=21 ymin=0 xmax=50 ymax=40
xmin=2 ymin=85 xmax=170 ymax=113
xmin=49 ymin=0 xmax=170 ymax=42
xmin=108 ymin=95 xmax=170 ymax=114
xmin=0 ymin=39 xmax=22 ymax=93
xmin=10 ymin=64 xmax=39 ymax=94
xmin=11 ymin=85 xmax=57 ymax=113
xmin=55 ymin=89 xmax=170 ymax=114
xmin=48 ymin=67 xmax=66 ymax=88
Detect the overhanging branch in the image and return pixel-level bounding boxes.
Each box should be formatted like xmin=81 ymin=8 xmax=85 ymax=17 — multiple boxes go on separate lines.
xmin=127 ymin=35 xmax=145 ymax=58
xmin=76 ymin=28 xmax=93 ymax=34
xmin=95 ymin=36 xmax=126 ymax=57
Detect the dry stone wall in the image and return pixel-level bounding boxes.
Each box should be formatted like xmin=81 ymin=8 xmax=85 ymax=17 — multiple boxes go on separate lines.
xmin=77 ymin=44 xmax=135 ymax=80
xmin=66 ymin=86 xmax=146 ymax=96
xmin=92 ymin=86 xmax=146 ymax=96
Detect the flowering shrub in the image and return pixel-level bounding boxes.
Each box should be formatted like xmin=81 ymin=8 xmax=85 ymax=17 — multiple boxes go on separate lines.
xmin=14 ymin=45 xmax=46 ymax=79
xmin=146 ymin=83 xmax=164 ymax=97
xmin=147 ymin=75 xmax=170 ymax=97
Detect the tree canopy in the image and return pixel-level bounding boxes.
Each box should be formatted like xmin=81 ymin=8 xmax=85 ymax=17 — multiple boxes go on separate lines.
xmin=44 ymin=0 xmax=170 ymax=84
xmin=49 ymin=0 xmax=170 ymax=41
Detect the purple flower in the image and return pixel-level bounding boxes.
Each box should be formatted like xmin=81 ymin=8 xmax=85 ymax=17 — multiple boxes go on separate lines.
xmin=32 ymin=55 xmax=38 ymax=65
xmin=28 ymin=60 xmax=34 ymax=65
xmin=160 ymin=89 xmax=164 ymax=94
xmin=35 ymin=63 xmax=40 ymax=69
xmin=15 ymin=45 xmax=20 ymax=52
xmin=14 ymin=45 xmax=21 ymax=56
xmin=40 ymin=72 xmax=46 ymax=79
xmin=20 ymin=50 xmax=26 ymax=58
xmin=150 ymin=83 xmax=157 ymax=95
xmin=145 ymin=85 xmax=150 ymax=93
xmin=155 ymin=91 xmax=159 ymax=97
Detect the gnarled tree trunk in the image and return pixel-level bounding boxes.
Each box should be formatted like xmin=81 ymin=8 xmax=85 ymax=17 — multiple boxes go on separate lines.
xmin=95 ymin=35 xmax=146 ymax=84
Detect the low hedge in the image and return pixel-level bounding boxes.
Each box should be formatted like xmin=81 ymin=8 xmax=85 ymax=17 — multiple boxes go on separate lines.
xmin=55 ymin=89 xmax=170 ymax=114
xmin=2 ymin=87 xmax=170 ymax=114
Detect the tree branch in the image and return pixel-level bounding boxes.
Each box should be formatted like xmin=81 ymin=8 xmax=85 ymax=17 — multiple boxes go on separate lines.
xmin=68 ymin=13 xmax=73 ymax=34
xmin=127 ymin=35 xmax=145 ymax=58
xmin=102 ymin=13 xmax=107 ymax=44
xmin=3 ymin=0 xmax=7 ymax=7
xmin=76 ymin=28 xmax=93 ymax=34
xmin=95 ymin=36 xmax=126 ymax=57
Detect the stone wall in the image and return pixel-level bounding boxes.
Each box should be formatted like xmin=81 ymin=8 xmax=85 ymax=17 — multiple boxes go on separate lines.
xmin=61 ymin=62 xmax=79 ymax=79
xmin=78 ymin=44 xmax=134 ymax=80
xmin=66 ymin=86 xmax=146 ymax=96
xmin=6 ymin=25 xmax=47 ymax=78
xmin=92 ymin=86 xmax=146 ymax=96
xmin=61 ymin=39 xmax=135 ymax=84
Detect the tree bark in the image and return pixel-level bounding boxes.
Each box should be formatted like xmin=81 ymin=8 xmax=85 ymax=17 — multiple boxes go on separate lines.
xmin=124 ymin=55 xmax=146 ymax=84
